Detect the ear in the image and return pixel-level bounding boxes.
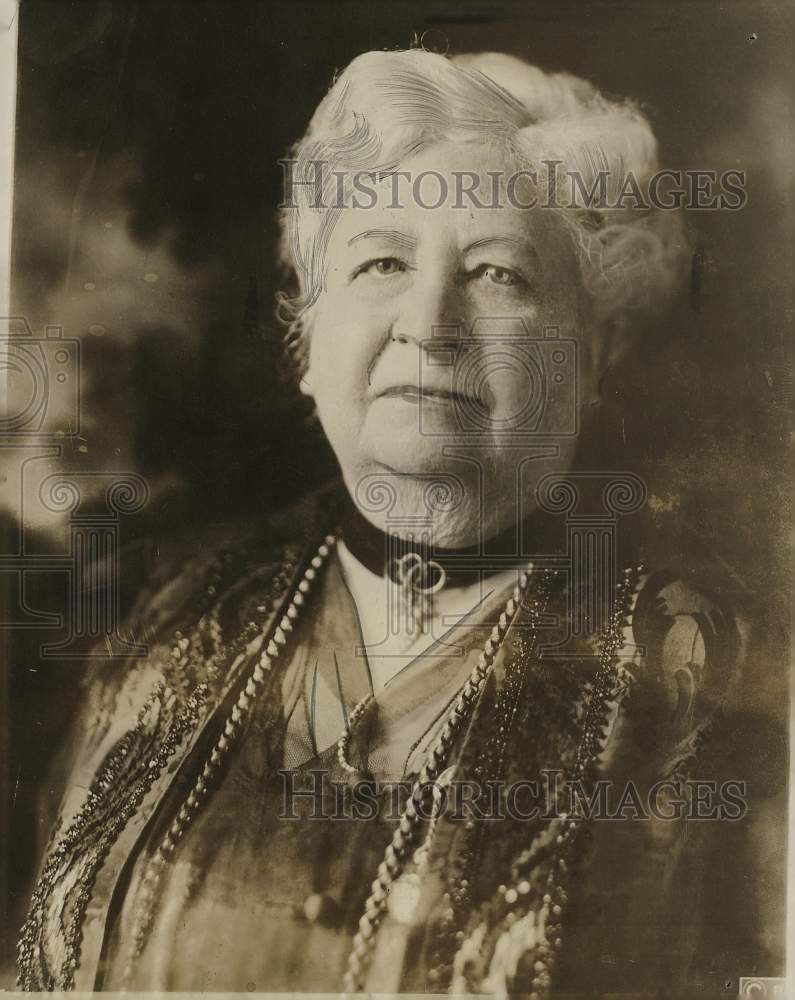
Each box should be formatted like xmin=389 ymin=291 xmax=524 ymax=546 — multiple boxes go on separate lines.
xmin=298 ymin=367 xmax=314 ymax=398
xmin=288 ymin=312 xmax=315 ymax=397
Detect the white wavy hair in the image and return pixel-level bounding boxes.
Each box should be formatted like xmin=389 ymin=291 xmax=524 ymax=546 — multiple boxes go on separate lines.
xmin=278 ymin=49 xmax=689 ymax=372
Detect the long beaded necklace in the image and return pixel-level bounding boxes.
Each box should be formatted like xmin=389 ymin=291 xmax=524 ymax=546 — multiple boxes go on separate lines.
xmin=339 ymin=556 xmax=549 ymax=992
xmin=118 ymin=534 xmax=338 ymax=986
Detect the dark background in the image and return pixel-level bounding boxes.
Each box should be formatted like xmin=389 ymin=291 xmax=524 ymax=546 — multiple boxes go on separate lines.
xmin=1 ymin=0 xmax=791 ymax=982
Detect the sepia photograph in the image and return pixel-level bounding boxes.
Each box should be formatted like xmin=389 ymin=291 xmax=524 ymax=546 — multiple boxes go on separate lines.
xmin=0 ymin=1 xmax=791 ymax=997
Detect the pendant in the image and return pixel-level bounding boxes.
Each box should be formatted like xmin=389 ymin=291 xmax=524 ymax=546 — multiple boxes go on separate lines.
xmin=390 ymin=552 xmax=447 ymax=636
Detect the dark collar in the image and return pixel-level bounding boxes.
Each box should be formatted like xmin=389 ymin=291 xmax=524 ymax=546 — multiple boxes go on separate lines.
xmin=339 ymin=492 xmax=529 ymax=590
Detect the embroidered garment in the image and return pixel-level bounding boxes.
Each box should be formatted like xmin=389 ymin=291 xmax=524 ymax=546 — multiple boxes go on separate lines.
xmin=17 ymin=495 xmax=755 ymax=996
xmin=98 ymin=552 xmax=520 ymax=990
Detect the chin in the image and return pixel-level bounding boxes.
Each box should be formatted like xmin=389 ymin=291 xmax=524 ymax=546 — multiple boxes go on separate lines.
xmin=343 ymin=455 xmax=489 ymax=549
xmin=362 ymin=425 xmax=463 ymax=475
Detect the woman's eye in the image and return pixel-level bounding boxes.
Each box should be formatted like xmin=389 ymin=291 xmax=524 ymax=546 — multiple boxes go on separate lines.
xmin=356 ymin=257 xmax=406 ymax=278
xmin=477 ymin=264 xmax=521 ymax=286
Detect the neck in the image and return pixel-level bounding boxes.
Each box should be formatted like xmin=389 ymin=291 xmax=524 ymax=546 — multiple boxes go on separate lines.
xmin=339 ymin=491 xmax=528 ymax=589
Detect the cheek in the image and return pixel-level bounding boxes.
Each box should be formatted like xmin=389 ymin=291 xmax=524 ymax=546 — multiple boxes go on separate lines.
xmin=308 ymin=299 xmax=361 ymax=384
xmin=307 ymin=293 xmax=390 ymax=412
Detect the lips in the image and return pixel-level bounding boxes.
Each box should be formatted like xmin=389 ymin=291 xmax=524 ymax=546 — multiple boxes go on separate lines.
xmin=379 ymin=384 xmax=481 ymax=407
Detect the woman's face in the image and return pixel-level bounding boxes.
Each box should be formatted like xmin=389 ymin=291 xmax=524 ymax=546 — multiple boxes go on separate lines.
xmin=302 ymin=141 xmax=598 ymax=546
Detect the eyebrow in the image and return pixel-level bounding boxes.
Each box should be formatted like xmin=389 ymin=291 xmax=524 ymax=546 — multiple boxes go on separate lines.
xmin=347 ymin=229 xmax=417 ymax=250
xmin=463 ymin=236 xmax=540 ymax=263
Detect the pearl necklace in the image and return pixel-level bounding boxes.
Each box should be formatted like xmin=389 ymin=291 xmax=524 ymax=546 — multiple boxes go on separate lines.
xmin=337 ymin=691 xmax=375 ymax=785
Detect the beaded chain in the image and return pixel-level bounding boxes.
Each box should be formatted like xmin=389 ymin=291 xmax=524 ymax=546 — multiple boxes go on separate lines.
xmin=16 ymin=687 xmax=208 ymax=991
xmin=341 ymin=558 xmax=547 ymax=993
xmin=449 ymin=565 xmax=642 ymax=998
xmin=337 ymin=692 xmax=375 ymax=784
xmin=173 ymin=555 xmax=296 ymax=696
xmin=423 ymin=581 xmax=554 ymax=990
xmin=16 ymin=541 xmax=306 ymax=991
xmin=119 ymin=535 xmax=338 ymax=985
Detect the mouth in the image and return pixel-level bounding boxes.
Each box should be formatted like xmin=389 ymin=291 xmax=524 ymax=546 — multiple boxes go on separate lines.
xmin=379 ymin=385 xmax=486 ymax=410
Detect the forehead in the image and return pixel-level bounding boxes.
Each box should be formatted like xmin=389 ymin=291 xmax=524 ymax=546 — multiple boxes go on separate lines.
xmin=330 ymin=139 xmax=565 ymax=248
xmin=401 ymin=139 xmax=518 ymax=185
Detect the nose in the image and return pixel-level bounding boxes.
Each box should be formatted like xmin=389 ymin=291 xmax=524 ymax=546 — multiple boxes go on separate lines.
xmin=389 ymin=273 xmax=466 ymax=349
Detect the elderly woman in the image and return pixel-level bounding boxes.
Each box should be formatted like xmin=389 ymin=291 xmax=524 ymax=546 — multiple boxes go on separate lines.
xmin=18 ymin=50 xmax=747 ymax=996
